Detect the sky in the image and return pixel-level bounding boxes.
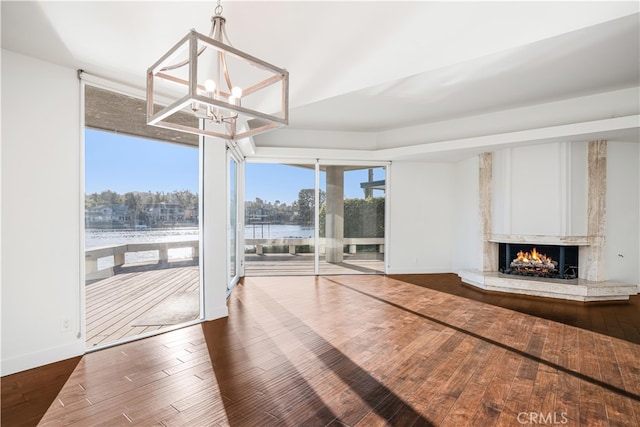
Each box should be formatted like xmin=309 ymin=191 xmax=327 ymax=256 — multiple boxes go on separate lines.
xmin=85 ymin=129 xmax=199 ymax=194
xmin=245 ymin=164 xmax=385 ymax=205
xmin=86 ymin=128 xmax=385 ymax=204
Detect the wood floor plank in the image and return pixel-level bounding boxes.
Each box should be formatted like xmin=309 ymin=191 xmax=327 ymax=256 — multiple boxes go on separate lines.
xmin=469 ymin=350 xmax=522 ymax=426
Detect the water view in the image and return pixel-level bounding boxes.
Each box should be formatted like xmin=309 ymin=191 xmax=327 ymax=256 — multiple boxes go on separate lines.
xmin=86 ymin=224 xmax=314 ymax=249
xmin=245 ymin=224 xmax=314 ymax=239
xmin=86 ymin=228 xmax=199 ymax=248
xmin=87 ymin=225 xmax=314 ymax=269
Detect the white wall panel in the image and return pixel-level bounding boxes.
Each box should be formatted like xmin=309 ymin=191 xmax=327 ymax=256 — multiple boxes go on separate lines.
xmin=509 ymin=143 xmax=562 ymax=235
xmin=492 ymin=142 xmax=589 ymax=237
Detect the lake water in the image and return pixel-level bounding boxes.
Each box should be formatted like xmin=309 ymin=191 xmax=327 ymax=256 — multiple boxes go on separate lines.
xmin=86 ymin=224 xmax=314 ymax=248
xmin=86 ymin=228 xmax=200 ymax=248
xmin=87 ymin=225 xmax=313 ymax=269
xmin=244 ymin=224 xmax=314 ymax=239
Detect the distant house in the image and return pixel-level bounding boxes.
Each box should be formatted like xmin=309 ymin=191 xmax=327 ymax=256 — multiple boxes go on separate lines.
xmin=86 ymin=205 xmax=131 ymax=228
xmin=144 ymin=203 xmax=186 ymax=225
xmin=184 ymin=206 xmax=199 ymax=222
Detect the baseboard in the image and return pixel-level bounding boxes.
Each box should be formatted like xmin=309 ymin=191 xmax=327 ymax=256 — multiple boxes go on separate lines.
xmin=205 ymin=304 xmax=229 ymax=321
xmin=385 ymin=267 xmax=452 ymax=275
xmin=2 ymin=340 xmax=85 ymax=376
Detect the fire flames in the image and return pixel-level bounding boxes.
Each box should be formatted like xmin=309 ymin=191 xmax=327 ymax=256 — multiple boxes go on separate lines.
xmin=510 ymin=247 xmax=557 ymax=274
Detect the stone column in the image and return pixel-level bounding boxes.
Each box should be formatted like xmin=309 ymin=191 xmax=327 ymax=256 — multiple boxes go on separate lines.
xmin=581 ymin=140 xmax=607 ymax=281
xmin=325 ymin=166 xmax=345 ymax=263
xmin=479 ymin=153 xmax=498 ymax=271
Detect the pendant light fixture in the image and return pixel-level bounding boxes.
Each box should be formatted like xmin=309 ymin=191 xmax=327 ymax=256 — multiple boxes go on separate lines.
xmin=146 ymin=1 xmax=289 ymax=141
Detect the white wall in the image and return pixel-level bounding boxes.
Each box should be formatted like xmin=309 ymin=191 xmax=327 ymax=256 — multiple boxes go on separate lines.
xmin=451 ymin=156 xmax=481 ymax=273
xmin=606 ymin=142 xmax=640 ymax=285
xmin=387 ymin=161 xmax=454 ymax=274
xmin=1 ymin=50 xmax=84 ymax=375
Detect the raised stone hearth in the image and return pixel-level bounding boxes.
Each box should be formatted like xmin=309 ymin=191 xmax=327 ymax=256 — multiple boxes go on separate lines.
xmin=458 ymin=270 xmax=637 ymax=302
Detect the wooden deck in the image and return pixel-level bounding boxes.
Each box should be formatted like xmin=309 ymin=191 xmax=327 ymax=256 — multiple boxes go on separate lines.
xmin=86 ymin=264 xmax=201 ymax=348
xmin=4 ymin=274 xmax=640 ymax=426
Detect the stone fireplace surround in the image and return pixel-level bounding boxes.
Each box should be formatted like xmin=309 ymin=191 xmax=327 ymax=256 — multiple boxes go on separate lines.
xmin=458 ymin=141 xmax=637 ymax=302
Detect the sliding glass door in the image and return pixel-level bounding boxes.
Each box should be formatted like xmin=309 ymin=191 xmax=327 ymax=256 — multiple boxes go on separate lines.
xmin=244 ymin=161 xmax=386 ymax=276
xmin=244 ymin=162 xmax=316 ymax=276
xmin=84 ymin=85 xmax=202 ymax=349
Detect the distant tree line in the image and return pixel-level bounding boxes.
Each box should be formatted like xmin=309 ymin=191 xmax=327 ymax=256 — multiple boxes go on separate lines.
xmin=85 ymin=189 xmax=198 ymax=210
xmin=245 ymin=189 xmax=327 ymax=227
xmin=246 ymin=188 xmax=384 ymax=238
xmin=245 ymin=197 xmax=296 ymax=225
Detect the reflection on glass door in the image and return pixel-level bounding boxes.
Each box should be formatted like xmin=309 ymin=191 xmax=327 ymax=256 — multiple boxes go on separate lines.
xmin=244 ymin=163 xmax=316 ymax=275
xmin=319 ymin=165 xmax=385 ymax=274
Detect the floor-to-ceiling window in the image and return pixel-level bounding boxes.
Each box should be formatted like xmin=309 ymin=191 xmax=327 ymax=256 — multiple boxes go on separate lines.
xmin=83 ymin=84 xmax=202 ymax=349
xmin=244 ymin=161 xmax=386 ymax=276
xmin=244 ymin=162 xmax=316 ymax=275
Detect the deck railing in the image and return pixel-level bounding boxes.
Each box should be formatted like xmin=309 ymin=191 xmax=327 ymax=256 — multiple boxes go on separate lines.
xmin=86 ymin=237 xmax=384 ymax=281
xmin=244 ymin=237 xmax=385 ymax=255
xmin=85 ymin=240 xmax=199 ymax=282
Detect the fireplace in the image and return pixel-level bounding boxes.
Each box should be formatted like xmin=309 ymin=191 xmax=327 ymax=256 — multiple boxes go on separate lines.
xmin=498 ymin=243 xmax=579 ymax=279
xmin=458 ymin=147 xmax=637 ymax=302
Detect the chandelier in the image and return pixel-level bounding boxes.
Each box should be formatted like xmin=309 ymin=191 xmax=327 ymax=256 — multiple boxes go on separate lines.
xmin=146 ymin=1 xmax=289 ymax=141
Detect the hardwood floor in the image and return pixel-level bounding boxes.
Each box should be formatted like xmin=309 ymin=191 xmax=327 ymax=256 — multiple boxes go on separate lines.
xmin=2 ymin=274 xmax=639 ymax=426
xmin=1 ymin=357 xmax=82 ymax=427
xmin=392 ymin=274 xmax=640 ymax=345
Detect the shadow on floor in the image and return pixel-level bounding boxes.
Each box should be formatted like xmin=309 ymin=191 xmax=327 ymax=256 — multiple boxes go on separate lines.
xmin=392 ymin=273 xmax=640 ymax=345
xmin=1 ymin=356 xmax=82 ymax=427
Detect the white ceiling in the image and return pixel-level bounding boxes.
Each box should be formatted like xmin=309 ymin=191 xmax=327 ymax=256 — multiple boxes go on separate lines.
xmin=292 ymin=12 xmax=640 ymax=132
xmin=2 ymin=1 xmax=639 ymax=156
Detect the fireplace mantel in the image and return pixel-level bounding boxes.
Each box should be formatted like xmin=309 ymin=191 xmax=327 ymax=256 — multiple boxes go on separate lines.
xmin=489 ymin=234 xmax=589 ymax=246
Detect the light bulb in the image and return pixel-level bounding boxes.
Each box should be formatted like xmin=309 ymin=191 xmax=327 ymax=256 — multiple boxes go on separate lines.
xmin=204 ymin=79 xmax=216 ymax=92
xmin=231 ymin=86 xmax=243 ymax=98
xmin=228 ymin=95 xmax=237 ymax=104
